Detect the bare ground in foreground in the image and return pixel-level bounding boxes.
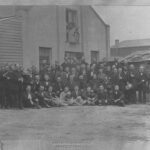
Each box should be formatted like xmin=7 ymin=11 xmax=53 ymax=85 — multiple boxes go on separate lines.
xmin=0 ymin=105 xmax=150 ymax=150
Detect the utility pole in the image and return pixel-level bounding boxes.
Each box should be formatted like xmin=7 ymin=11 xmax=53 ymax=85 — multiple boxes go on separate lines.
xmin=115 ymin=39 xmax=119 ymax=57
xmin=56 ymin=6 xmax=60 ymax=63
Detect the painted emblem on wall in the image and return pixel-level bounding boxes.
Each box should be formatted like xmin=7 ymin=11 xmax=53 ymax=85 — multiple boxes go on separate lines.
xmin=66 ymin=22 xmax=80 ymax=44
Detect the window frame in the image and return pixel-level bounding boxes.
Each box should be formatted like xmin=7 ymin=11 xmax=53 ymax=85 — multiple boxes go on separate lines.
xmin=66 ymin=8 xmax=78 ymax=43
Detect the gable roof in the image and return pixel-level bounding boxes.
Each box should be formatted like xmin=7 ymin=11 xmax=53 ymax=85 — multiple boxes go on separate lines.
xmin=111 ymin=39 xmax=150 ymax=49
xmin=90 ymin=6 xmax=109 ymax=27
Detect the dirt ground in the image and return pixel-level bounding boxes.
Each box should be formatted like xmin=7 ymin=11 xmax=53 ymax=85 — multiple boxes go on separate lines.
xmin=0 ymin=105 xmax=150 ymax=150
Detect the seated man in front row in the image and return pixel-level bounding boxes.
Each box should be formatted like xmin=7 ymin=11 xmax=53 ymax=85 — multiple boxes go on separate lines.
xmin=23 ymin=85 xmax=40 ymax=109
xmin=72 ymin=85 xmax=85 ymax=105
xmin=82 ymin=86 xmax=97 ymax=105
xmin=112 ymin=85 xmax=125 ymax=107
xmin=36 ymin=85 xmax=51 ymax=108
xmin=60 ymin=86 xmax=85 ymax=106
xmin=44 ymin=85 xmax=65 ymax=107
xmin=96 ymin=84 xmax=108 ymax=105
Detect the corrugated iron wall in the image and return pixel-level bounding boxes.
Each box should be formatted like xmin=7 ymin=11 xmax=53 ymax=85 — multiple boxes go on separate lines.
xmin=0 ymin=16 xmax=23 ymax=65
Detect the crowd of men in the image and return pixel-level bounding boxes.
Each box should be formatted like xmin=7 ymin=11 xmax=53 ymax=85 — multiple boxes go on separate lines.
xmin=0 ymin=57 xmax=149 ymax=109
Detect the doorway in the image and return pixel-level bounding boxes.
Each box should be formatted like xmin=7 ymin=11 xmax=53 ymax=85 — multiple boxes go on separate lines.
xmin=91 ymin=51 xmax=99 ymax=63
xmin=39 ymin=47 xmax=52 ymax=70
xmin=65 ymin=51 xmax=83 ymax=62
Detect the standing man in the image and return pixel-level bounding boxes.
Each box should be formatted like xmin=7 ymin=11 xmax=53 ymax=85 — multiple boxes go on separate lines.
xmin=54 ymin=76 xmax=64 ymax=97
xmin=32 ymin=74 xmax=41 ymax=94
xmin=126 ymin=64 xmax=137 ymax=104
xmin=0 ymin=66 xmax=6 ymax=108
xmin=4 ymin=64 xmax=22 ymax=108
xmin=15 ymin=64 xmax=24 ymax=109
xmin=137 ymin=65 xmax=147 ymax=103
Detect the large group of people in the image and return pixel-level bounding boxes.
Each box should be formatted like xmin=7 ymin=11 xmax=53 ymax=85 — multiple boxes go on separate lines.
xmin=0 ymin=56 xmax=149 ymax=109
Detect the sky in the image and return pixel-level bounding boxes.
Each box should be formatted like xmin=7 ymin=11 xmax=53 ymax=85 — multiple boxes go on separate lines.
xmin=94 ymin=6 xmax=150 ymax=46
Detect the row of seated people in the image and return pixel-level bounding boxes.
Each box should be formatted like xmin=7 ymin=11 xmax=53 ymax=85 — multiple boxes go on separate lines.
xmin=23 ymin=84 xmax=125 ymax=109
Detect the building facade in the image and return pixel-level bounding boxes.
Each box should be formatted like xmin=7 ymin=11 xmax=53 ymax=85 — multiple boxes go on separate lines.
xmin=0 ymin=6 xmax=110 ymax=70
xmin=111 ymin=39 xmax=150 ymax=58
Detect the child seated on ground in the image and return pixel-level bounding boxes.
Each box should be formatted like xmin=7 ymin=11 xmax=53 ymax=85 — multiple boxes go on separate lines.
xmin=82 ymin=86 xmax=97 ymax=105
xmin=112 ymin=85 xmax=125 ymax=107
xmin=96 ymin=84 xmax=108 ymax=105
xmin=23 ymin=85 xmax=40 ymax=109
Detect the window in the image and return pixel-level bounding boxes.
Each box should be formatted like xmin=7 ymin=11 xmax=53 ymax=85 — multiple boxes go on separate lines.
xmin=66 ymin=9 xmax=79 ymax=43
xmin=66 ymin=9 xmax=78 ymax=28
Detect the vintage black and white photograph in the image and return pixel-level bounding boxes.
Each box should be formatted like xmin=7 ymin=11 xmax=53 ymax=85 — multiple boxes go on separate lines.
xmin=0 ymin=0 xmax=150 ymax=149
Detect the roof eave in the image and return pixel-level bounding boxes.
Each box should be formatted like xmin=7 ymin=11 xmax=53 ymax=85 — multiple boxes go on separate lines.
xmin=89 ymin=6 xmax=109 ymax=26
xmin=111 ymin=45 xmax=150 ymax=49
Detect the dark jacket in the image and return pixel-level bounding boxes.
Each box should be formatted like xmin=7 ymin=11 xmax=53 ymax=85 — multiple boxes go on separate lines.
xmin=136 ymin=72 xmax=147 ymax=90
xmin=72 ymin=90 xmax=82 ymax=99
xmin=41 ymin=80 xmax=51 ymax=92
xmin=97 ymin=90 xmax=107 ymax=100
xmin=23 ymin=92 xmax=36 ymax=107
xmin=32 ymin=80 xmax=41 ymax=93
xmin=112 ymin=90 xmax=124 ymax=100
xmin=54 ymin=82 xmax=64 ymax=96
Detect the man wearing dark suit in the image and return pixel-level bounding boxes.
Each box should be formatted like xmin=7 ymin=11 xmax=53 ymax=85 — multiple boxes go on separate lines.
xmin=118 ymin=67 xmax=126 ymax=92
xmin=14 ymin=65 xmax=24 ymax=109
xmin=72 ymin=86 xmax=82 ymax=99
xmin=122 ymin=67 xmax=129 ymax=88
xmin=71 ymin=85 xmax=85 ymax=105
xmin=23 ymin=85 xmax=40 ymax=108
xmin=54 ymin=76 xmax=64 ymax=97
xmin=62 ymin=67 xmax=70 ymax=87
xmin=68 ymin=68 xmax=79 ymax=91
xmin=32 ymin=74 xmax=41 ymax=94
xmin=136 ymin=66 xmax=148 ymax=103
xmin=111 ymin=68 xmax=119 ymax=86
xmin=61 ymin=58 xmax=70 ymax=71
xmin=126 ymin=64 xmax=137 ymax=104
xmin=89 ymin=74 xmax=99 ymax=92
xmin=2 ymin=65 xmax=11 ymax=108
xmin=41 ymin=74 xmax=51 ymax=92
xmin=112 ymin=85 xmax=125 ymax=107
xmin=4 ymin=65 xmax=21 ymax=108
xmin=36 ymin=85 xmax=50 ymax=108
xmin=0 ymin=67 xmax=6 ymax=108
xmin=96 ymin=85 xmax=108 ymax=105
xmin=82 ymin=86 xmax=96 ymax=105
xmin=22 ymin=71 xmax=33 ymax=91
